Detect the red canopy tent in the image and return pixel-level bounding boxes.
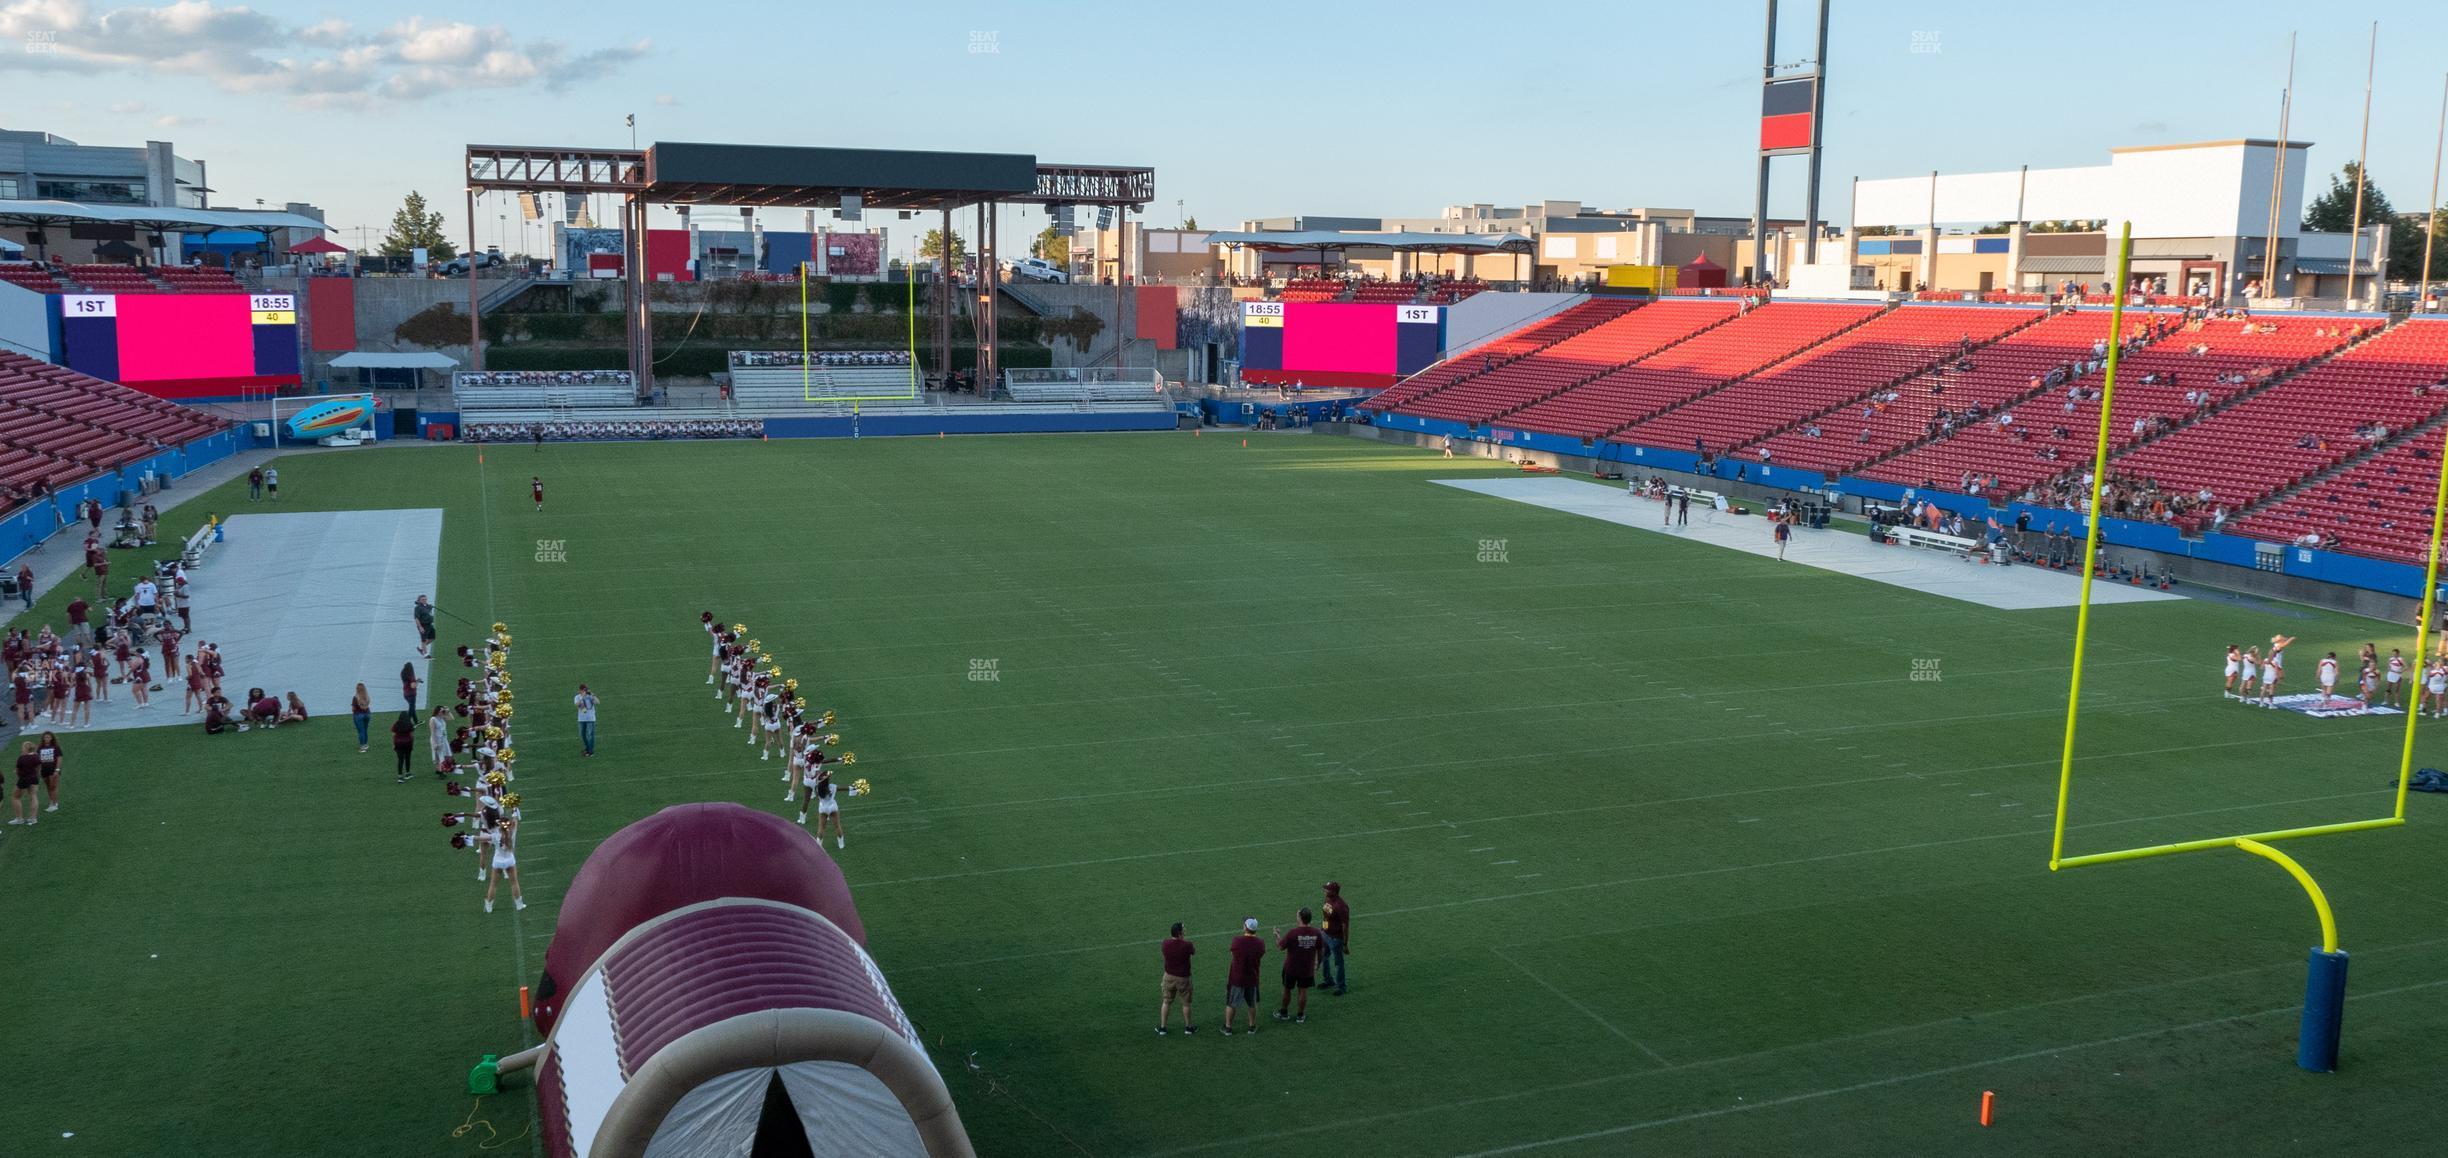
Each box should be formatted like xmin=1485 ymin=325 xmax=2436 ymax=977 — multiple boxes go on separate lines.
xmin=288 ymin=235 xmax=347 ymax=255
xmin=1679 ymin=253 xmax=1728 ymax=290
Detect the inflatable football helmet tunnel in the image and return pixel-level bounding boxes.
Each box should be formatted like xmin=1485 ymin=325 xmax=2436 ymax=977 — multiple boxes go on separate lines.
xmin=515 ymin=803 xmax=973 ymax=1157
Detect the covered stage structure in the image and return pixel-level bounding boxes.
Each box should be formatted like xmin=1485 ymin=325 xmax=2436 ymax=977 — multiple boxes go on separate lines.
xmin=0 ymin=199 xmax=329 ymax=264
xmin=1202 ymin=228 xmax=1533 ymax=282
xmin=463 ymin=143 xmax=1155 ymax=395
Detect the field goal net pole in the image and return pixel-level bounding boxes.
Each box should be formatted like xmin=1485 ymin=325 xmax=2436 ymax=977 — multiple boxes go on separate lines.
xmin=2041 ymin=222 xmax=2447 ymax=1072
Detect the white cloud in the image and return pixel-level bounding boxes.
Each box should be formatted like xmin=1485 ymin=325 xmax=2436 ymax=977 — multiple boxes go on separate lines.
xmin=0 ymin=2 xmax=649 ymax=108
xmin=108 ymin=100 xmax=145 ymax=114
xmin=654 ymin=94 xmax=678 ymax=107
xmin=152 ymin=113 xmax=208 ymax=128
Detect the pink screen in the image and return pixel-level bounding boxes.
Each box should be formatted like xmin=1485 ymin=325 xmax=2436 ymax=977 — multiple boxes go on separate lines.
xmin=116 ymin=294 xmax=255 ymax=381
xmin=1281 ymin=303 xmax=1395 ymax=375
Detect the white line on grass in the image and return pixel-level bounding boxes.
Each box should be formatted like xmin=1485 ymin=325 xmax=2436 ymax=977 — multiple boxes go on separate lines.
xmin=895 ymin=786 xmax=2383 ymax=974
xmin=1444 ymin=979 xmax=2448 ymax=1157
xmin=1149 ymin=976 xmax=2448 ymax=1158
xmin=1493 ymin=946 xmax=1671 ymax=1068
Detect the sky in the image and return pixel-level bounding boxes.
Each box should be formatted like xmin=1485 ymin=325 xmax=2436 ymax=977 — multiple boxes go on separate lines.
xmin=5 ymin=0 xmax=2448 ymax=253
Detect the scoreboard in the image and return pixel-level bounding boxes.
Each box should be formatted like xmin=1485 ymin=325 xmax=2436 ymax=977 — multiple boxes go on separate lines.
xmin=1240 ymin=301 xmax=1445 ymax=389
xmin=56 ymin=292 xmax=302 ymax=398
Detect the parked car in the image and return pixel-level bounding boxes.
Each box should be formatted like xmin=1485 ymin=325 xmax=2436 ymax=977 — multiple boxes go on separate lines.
xmin=438 ymin=252 xmax=503 ymax=276
xmin=1009 ymin=257 xmax=1068 ymax=284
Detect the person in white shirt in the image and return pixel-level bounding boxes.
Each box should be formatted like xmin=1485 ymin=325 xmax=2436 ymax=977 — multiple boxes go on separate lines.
xmin=573 ymin=683 xmax=599 ymax=757
xmin=132 ymin=576 xmax=159 ymax=618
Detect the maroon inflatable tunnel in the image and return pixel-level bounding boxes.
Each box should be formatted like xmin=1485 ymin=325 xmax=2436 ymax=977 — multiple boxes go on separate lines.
xmin=533 ymin=803 xmax=864 ymax=1035
xmin=520 ymin=803 xmax=971 ymax=1157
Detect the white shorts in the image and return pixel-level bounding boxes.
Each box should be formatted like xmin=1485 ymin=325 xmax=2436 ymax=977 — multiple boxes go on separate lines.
xmin=2429 ymin=679 xmax=2444 ymax=695
xmin=764 ymin=718 xmax=780 ymax=732
xmin=2223 ymin=661 xmax=2239 ymax=678
xmin=2387 ymin=672 xmax=2402 ymax=684
xmin=491 ymin=850 xmax=516 ymax=871
xmin=2261 ymin=664 xmax=2278 ymax=684
xmin=816 ymin=798 xmax=839 ymax=816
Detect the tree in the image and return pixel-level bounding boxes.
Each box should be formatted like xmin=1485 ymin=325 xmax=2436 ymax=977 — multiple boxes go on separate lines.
xmin=2395 ymin=207 xmax=2448 ymax=283
xmin=1031 ymin=226 xmax=1069 ymax=266
xmin=2303 ymin=162 xmax=2394 ymax=234
xmin=919 ymin=228 xmax=968 ymax=264
xmin=379 ymin=190 xmax=457 ymax=261
xmin=2027 ymin=220 xmax=2103 ymax=234
xmin=1182 ymin=215 xmax=1198 ymax=230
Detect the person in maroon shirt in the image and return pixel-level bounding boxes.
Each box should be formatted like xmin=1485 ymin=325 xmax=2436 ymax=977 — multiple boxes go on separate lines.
xmin=1319 ymin=882 xmax=1352 ymax=996
xmin=1156 ymin=923 xmax=1196 ymax=1036
xmin=64 ymin=597 xmax=90 ymax=649
xmin=1223 ymin=918 xmax=1266 ymax=1036
xmin=1274 ymin=909 xmax=1324 ymax=1024
xmin=531 ymin=476 xmax=545 ymax=512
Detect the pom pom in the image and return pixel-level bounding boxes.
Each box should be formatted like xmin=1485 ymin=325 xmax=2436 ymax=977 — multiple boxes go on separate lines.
xmin=491 ymin=621 xmax=507 ymax=634
xmin=442 ymin=812 xmax=462 ymax=827
xmin=501 ymin=792 xmax=521 ymax=809
xmin=851 ymin=778 xmax=872 ymax=797
xmin=822 ymin=733 xmax=840 ymax=745
xmin=484 ymin=771 xmax=506 ymax=787
xmin=450 ymin=832 xmax=472 ymax=849
xmin=732 ymin=623 xmax=746 ymax=635
xmin=840 ymin=752 xmax=856 ymax=765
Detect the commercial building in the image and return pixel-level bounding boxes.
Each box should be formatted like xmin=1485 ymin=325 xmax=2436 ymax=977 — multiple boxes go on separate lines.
xmin=1842 ymin=139 xmax=2384 ymax=305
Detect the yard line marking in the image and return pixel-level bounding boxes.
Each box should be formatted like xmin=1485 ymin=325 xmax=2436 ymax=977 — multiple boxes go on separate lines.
xmin=1370 ymin=789 xmax=1394 ymax=795
xmin=1736 ymin=817 xmax=1762 ymax=823
xmin=1491 ymin=859 xmax=1520 ymax=866
xmin=903 ymin=788 xmax=2386 ymax=975
xmin=1148 ymin=971 xmax=2448 ymax=1158
xmin=1493 ymin=947 xmax=1670 ymax=1068
xmin=1516 ymin=873 xmax=1543 ymax=879
xmin=1443 ymin=979 xmax=2448 ymax=1157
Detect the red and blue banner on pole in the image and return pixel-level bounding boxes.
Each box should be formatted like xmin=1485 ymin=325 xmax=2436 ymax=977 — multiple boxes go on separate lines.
xmin=1760 ymin=77 xmax=1817 ymax=154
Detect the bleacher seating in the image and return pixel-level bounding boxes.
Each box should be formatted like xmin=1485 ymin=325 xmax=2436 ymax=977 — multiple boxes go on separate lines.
xmin=1864 ymin=315 xmax=2353 ymax=495
xmin=1277 ymin=279 xmax=1345 ymax=303
xmin=1368 ymin=299 xmax=1642 ymax=413
xmin=1424 ymin=280 xmax=1486 ymax=305
xmin=1621 ymin=305 xmax=2039 ymax=456
xmin=1349 ymin=281 xmax=1422 ymax=303
xmin=1749 ymin=309 xmax=2121 ymax=476
xmin=1003 ymin=379 xmax=1162 ymax=403
xmin=2112 ymin=319 xmax=2448 ymax=515
xmin=0 ymin=350 xmax=226 ymax=501
xmin=63 ymin=264 xmax=161 ymax=294
xmin=1503 ymin=302 xmax=1879 ymax=441
xmin=453 ymin=384 xmax=636 ymax=411
xmin=1401 ymin=300 xmax=1740 ymax=426
xmin=155 ymin=267 xmax=244 ymax=293
xmin=726 ymin=364 xmax=914 ymax=407
xmin=0 ymin=263 xmax=70 ymax=293
xmin=2236 ymin=437 xmax=2447 ymax=563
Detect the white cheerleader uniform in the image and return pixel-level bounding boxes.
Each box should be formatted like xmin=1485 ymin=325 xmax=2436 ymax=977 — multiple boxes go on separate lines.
xmin=2317 ymin=657 xmax=2337 ymax=692
xmin=814 ymin=776 xmax=840 ymax=817
xmin=2428 ymin=667 xmax=2446 ymax=697
xmin=2223 ymin=652 xmax=2240 ymax=681
xmin=490 ymin=827 xmax=516 ymax=872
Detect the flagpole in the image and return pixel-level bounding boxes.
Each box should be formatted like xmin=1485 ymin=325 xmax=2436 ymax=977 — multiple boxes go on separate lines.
xmin=2421 ymin=73 xmax=2447 ymax=313
xmin=2264 ymin=34 xmax=2297 ymax=304
xmin=2344 ymin=21 xmax=2377 ymax=307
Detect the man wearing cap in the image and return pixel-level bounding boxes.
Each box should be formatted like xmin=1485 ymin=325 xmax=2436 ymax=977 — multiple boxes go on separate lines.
xmin=1156 ymin=922 xmax=1196 ymax=1036
xmin=1222 ymin=918 xmax=1265 ymax=1036
xmin=1319 ymin=882 xmax=1352 ymax=996
xmin=573 ymin=683 xmax=600 ymax=757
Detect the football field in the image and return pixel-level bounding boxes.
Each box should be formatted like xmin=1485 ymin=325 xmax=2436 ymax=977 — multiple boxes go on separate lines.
xmin=2 ymin=431 xmax=2443 ymax=1156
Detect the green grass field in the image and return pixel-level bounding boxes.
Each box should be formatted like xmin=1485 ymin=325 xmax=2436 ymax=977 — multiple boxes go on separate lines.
xmin=2 ymin=431 xmax=2443 ymax=1156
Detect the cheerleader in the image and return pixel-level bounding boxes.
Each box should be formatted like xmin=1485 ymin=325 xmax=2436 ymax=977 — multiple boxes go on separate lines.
xmin=702 ymin=612 xmax=721 ymax=684
xmin=2260 ymin=635 xmax=2295 ymax=706
xmin=2356 ymin=647 xmax=2378 ymax=704
xmin=127 ymin=650 xmax=151 ymax=709
xmin=2222 ymin=645 xmax=2241 ymax=698
xmin=802 ymin=762 xmax=848 ymax=849
xmin=2428 ymin=661 xmax=2448 ymax=718
xmin=68 ymin=657 xmax=92 ymax=727
xmin=88 ymin=643 xmax=109 ymax=705
xmin=472 ymin=773 xmax=510 ymax=882
xmin=110 ymin=626 xmax=134 ymax=685
xmin=182 ymin=657 xmax=207 ymax=714
xmin=2236 ymin=645 xmax=2260 ymax=700
xmin=12 ymin=663 xmax=32 ymax=726
xmin=44 ymin=659 xmax=67 ymax=726
xmin=2385 ymin=648 xmax=2408 ymax=709
xmin=482 ymin=793 xmax=526 ymax=913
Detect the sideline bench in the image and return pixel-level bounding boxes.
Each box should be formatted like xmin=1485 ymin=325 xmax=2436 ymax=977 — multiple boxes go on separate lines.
xmin=1885 ymin=526 xmax=1978 ymax=555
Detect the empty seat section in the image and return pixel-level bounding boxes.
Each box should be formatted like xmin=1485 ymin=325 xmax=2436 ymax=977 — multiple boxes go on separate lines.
xmin=1506 ymin=302 xmax=1877 ymax=440
xmin=1370 ymin=299 xmax=1642 ymax=412
xmin=1624 ymin=305 xmax=2038 ymax=456
xmin=1405 ymin=301 xmax=1742 ymax=425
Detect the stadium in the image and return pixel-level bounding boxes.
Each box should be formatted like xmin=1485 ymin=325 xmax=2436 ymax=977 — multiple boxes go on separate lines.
xmin=4 ymin=3 xmax=2448 ymax=1155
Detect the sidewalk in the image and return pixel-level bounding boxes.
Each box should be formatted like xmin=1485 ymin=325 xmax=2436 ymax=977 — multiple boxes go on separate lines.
xmin=3 ymin=443 xmax=351 ymax=606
